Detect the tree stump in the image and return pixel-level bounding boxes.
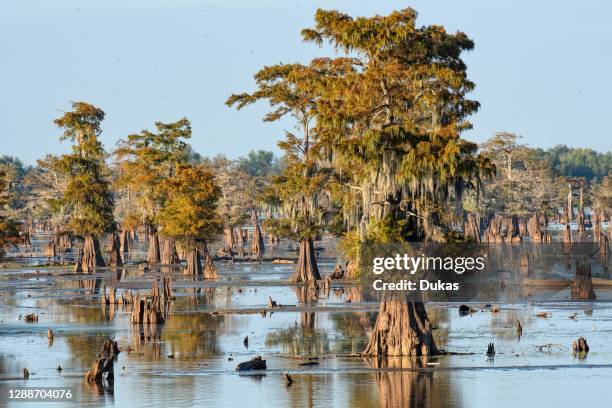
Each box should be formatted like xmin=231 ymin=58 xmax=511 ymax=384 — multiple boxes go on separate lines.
xmin=85 ymin=340 xmax=120 ymax=385
xmin=572 ymin=336 xmax=589 ymax=354
xmin=75 ymin=235 xmax=105 ymax=273
xmin=363 ymin=294 xmax=438 ymax=356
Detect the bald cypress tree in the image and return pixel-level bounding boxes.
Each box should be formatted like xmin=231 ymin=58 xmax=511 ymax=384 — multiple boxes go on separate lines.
xmin=227 ymin=63 xmax=330 ymax=283
xmin=155 ymin=164 xmax=222 ymax=278
xmin=0 ymin=166 xmax=20 ymax=258
xmin=114 ymin=118 xmax=191 ymax=265
xmin=53 ymin=102 xmax=114 ymax=272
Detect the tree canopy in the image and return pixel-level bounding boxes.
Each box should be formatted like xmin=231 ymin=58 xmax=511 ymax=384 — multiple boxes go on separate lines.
xmin=52 ymin=102 xmax=114 ymax=237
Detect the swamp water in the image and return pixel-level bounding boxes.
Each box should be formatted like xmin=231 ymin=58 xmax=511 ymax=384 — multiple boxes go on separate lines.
xmin=1 ymin=240 xmax=611 ymax=407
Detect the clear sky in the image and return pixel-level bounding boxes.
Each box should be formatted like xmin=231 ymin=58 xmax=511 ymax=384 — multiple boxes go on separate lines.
xmin=1 ymin=0 xmax=611 ymax=164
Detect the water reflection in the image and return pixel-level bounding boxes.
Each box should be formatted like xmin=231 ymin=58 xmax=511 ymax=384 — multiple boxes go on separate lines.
xmin=367 ymin=357 xmax=459 ymax=408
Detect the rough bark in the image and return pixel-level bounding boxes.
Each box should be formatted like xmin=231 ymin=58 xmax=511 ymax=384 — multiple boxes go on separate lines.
xmin=571 ymin=260 xmax=596 ymax=300
xmin=221 ymin=227 xmax=236 ymax=256
xmin=75 ymin=235 xmax=105 ymax=273
xmin=289 ymin=238 xmax=322 ymax=283
xmin=147 ymin=233 xmax=161 ymax=265
xmin=202 ymin=243 xmax=218 ymax=279
xmin=184 ymin=247 xmax=202 ymax=276
xmin=160 ymin=237 xmax=179 ymax=265
xmin=251 ymin=210 xmax=265 ymax=258
xmin=463 ymin=213 xmax=480 ymax=242
xmin=107 ymin=232 xmax=123 ymax=267
xmin=85 ymin=340 xmax=119 ymax=385
xmin=364 ymin=294 xmax=439 ymax=356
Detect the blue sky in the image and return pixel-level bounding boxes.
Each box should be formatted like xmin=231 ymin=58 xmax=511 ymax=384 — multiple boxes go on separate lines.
xmin=1 ymin=0 xmax=610 ymax=164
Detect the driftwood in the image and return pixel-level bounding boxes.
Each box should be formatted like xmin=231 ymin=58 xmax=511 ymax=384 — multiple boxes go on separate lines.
xmin=85 ymin=340 xmax=120 ymax=385
xmin=236 ymin=356 xmax=267 ymax=371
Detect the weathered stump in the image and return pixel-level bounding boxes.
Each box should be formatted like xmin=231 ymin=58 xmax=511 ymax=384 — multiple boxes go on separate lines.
xmin=85 ymin=340 xmax=120 ymax=385
xmin=75 ymin=235 xmax=105 ymax=273
xmin=363 ymin=294 xmax=438 ymax=356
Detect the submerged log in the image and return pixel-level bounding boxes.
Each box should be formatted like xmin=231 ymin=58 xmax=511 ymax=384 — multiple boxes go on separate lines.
xmin=363 ymin=294 xmax=438 ymax=357
xmin=236 ymin=356 xmax=267 ymax=371
xmin=289 ymin=238 xmax=322 ymax=283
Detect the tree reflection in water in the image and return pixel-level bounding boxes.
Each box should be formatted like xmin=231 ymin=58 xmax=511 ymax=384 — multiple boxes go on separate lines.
xmin=366 ymin=356 xmax=458 ymax=408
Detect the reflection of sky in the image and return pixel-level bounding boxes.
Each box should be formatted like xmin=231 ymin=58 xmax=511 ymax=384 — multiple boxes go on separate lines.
xmin=1 ymin=254 xmax=612 ymax=407
xmin=1 ymin=0 xmax=611 ymax=165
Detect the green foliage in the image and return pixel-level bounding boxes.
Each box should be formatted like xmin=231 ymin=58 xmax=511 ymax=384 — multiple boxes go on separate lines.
xmin=53 ymin=102 xmax=114 ymax=237
xmin=114 ymin=118 xmax=191 ymax=228
xmin=533 ymin=145 xmax=612 ymax=180
xmin=0 ymin=167 xmax=20 ymax=254
xmin=155 ymin=164 xmax=222 ymax=248
xmin=236 ymin=150 xmax=283 ymax=177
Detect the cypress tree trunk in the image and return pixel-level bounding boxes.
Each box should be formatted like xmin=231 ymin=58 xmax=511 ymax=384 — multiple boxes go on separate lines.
xmin=222 ymin=227 xmax=235 ymax=256
xmin=107 ymin=232 xmax=123 ymax=267
xmin=202 ymin=243 xmax=218 ymax=279
xmin=147 ymin=233 xmax=161 ymax=264
xmin=290 ymin=238 xmax=322 ymax=283
xmin=235 ymin=227 xmax=245 ymax=256
xmin=364 ymin=293 xmax=439 ymax=356
xmin=571 ymin=260 xmax=596 ymax=300
xmin=75 ymin=235 xmax=105 ymax=273
xmin=160 ymin=238 xmax=179 ymax=265
xmin=184 ymin=247 xmax=202 ymax=276
xmin=251 ymin=210 xmax=265 ymax=258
